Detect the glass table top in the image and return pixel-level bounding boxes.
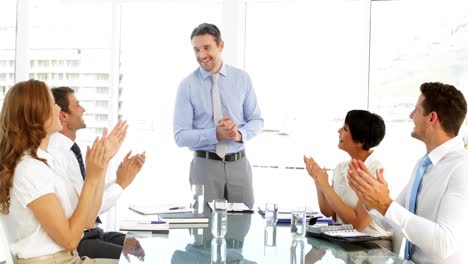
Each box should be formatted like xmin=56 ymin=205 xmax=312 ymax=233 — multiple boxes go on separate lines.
xmin=119 ymin=213 xmax=410 ymax=264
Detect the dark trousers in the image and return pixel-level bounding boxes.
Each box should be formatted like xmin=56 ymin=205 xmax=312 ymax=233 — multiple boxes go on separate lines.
xmin=77 ymin=227 xmax=126 ymax=259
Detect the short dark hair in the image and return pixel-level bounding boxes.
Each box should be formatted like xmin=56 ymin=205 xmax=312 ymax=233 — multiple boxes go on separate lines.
xmin=345 ymin=110 xmax=386 ymax=151
xmin=190 ymin=23 xmax=222 ymax=45
xmin=51 ymin=86 xmax=75 ymax=113
xmin=420 ymin=82 xmax=467 ymax=136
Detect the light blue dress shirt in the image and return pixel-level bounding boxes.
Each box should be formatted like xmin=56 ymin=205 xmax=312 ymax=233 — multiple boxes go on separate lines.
xmin=174 ymin=63 xmax=263 ymax=153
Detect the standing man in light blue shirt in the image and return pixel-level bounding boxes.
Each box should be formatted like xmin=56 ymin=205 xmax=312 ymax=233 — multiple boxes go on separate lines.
xmin=173 ymin=23 xmax=263 ymax=208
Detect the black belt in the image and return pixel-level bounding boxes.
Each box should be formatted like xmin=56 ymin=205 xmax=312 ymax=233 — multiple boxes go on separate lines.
xmin=194 ymin=150 xmax=245 ymax=162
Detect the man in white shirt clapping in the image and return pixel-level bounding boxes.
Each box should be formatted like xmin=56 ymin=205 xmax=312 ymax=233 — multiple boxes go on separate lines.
xmin=49 ymin=86 xmax=146 ymax=259
xmin=347 ymin=82 xmax=468 ymax=264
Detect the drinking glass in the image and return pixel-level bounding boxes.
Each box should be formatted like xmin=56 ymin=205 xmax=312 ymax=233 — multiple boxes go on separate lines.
xmin=190 ymin=184 xmax=204 ymax=214
xmin=291 ymin=206 xmax=307 ymax=238
xmin=211 ymin=199 xmax=228 ymax=239
xmin=265 ymin=202 xmax=278 ymax=225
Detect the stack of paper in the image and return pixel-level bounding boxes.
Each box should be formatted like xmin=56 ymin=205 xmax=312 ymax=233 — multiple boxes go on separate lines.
xmin=119 ymin=220 xmax=169 ymax=233
xmin=158 ymin=213 xmax=209 ymax=224
xmin=158 ymin=213 xmax=210 ymax=228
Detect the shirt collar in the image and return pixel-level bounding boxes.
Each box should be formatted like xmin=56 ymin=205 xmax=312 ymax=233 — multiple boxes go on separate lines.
xmin=427 ymin=136 xmax=464 ymax=166
xmin=363 ymin=150 xmax=377 ymax=167
xmin=49 ymin=132 xmax=75 ymax=151
xmin=37 ymin=148 xmax=53 ymax=160
xmin=199 ymin=63 xmax=227 ymax=80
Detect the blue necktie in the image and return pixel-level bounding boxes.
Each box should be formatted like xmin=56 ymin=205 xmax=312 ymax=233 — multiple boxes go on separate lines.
xmin=405 ymin=154 xmax=431 ymax=260
xmin=71 ymin=143 xmax=86 ymax=179
xmin=70 ymin=143 xmax=102 ymax=224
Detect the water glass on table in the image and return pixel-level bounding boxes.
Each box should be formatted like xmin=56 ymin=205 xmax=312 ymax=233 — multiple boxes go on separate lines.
xmin=291 ymin=206 xmax=307 ymax=238
xmin=190 ymin=184 xmax=204 ymax=214
xmin=211 ymin=199 xmax=228 ymax=239
xmin=264 ymin=202 xmax=278 ymax=225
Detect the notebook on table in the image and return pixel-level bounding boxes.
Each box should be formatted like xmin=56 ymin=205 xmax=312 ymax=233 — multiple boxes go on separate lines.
xmin=307 ymin=224 xmax=379 ymax=242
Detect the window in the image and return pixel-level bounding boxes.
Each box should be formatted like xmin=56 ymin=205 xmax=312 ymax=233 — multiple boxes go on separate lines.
xmin=0 ymin=0 xmax=16 ymax=104
xmin=118 ymin=0 xmax=222 ymax=204
xmin=369 ymin=0 xmax=468 ymax=196
xmin=25 ymin=0 xmax=115 ymax=143
xmin=245 ymin=0 xmax=370 ymax=205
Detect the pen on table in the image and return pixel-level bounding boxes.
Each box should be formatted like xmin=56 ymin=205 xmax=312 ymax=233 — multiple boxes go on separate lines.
xmin=137 ymin=220 xmax=166 ymax=224
xmin=169 ymin=206 xmax=185 ymax=210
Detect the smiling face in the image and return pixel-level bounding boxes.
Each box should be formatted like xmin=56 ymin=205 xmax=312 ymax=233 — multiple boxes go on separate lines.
xmin=64 ymin=92 xmax=86 ymax=131
xmin=44 ymin=92 xmax=63 ymax=135
xmin=409 ymin=94 xmax=432 ymax=141
xmin=192 ymin=34 xmax=224 ymax=73
xmin=337 ymin=124 xmax=356 ymax=153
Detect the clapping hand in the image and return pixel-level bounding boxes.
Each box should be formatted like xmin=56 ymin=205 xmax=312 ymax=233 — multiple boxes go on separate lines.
xmin=304 ymin=156 xmax=330 ymax=189
xmin=85 ymin=133 xmax=109 ymax=180
xmin=347 ymin=159 xmax=392 ymax=214
xmin=116 ymin=151 xmax=146 ymax=189
xmin=105 ymin=120 xmax=128 ymax=161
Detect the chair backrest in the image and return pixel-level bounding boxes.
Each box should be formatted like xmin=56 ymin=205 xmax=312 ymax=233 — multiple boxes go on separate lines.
xmin=0 ymin=214 xmax=16 ymax=264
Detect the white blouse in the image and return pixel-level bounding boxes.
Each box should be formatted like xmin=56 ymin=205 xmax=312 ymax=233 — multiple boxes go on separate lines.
xmin=332 ymin=151 xmax=391 ymax=237
xmin=8 ymin=149 xmax=76 ymax=259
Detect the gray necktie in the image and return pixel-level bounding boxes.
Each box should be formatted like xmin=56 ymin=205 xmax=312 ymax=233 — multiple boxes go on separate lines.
xmin=212 ymin=73 xmax=227 ymax=159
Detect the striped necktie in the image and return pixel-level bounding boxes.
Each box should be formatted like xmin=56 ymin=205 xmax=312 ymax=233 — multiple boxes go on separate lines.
xmin=212 ymin=73 xmax=227 ymax=159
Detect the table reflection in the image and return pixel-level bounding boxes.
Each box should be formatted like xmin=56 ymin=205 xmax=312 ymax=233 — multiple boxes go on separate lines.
xmin=170 ymin=214 xmax=256 ymax=264
xmin=119 ymin=212 xmax=408 ymax=263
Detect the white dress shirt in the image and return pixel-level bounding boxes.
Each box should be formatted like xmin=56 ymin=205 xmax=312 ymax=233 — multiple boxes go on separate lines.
xmin=333 ymin=151 xmax=391 ymax=237
xmin=48 ymin=132 xmax=123 ymax=216
xmin=9 ymin=149 xmax=76 ymax=258
xmin=386 ymin=136 xmax=468 ymax=263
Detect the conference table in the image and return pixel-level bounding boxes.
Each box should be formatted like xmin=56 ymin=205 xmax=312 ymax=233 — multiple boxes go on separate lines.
xmin=119 ymin=212 xmax=411 ymax=263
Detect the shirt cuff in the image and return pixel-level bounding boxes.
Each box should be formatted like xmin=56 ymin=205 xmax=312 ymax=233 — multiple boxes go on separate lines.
xmin=99 ymin=183 xmax=124 ymax=215
xmin=208 ymin=127 xmax=219 ymax=144
xmin=385 ymin=201 xmax=410 ymax=228
xmin=237 ymin=128 xmax=245 ymax=143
